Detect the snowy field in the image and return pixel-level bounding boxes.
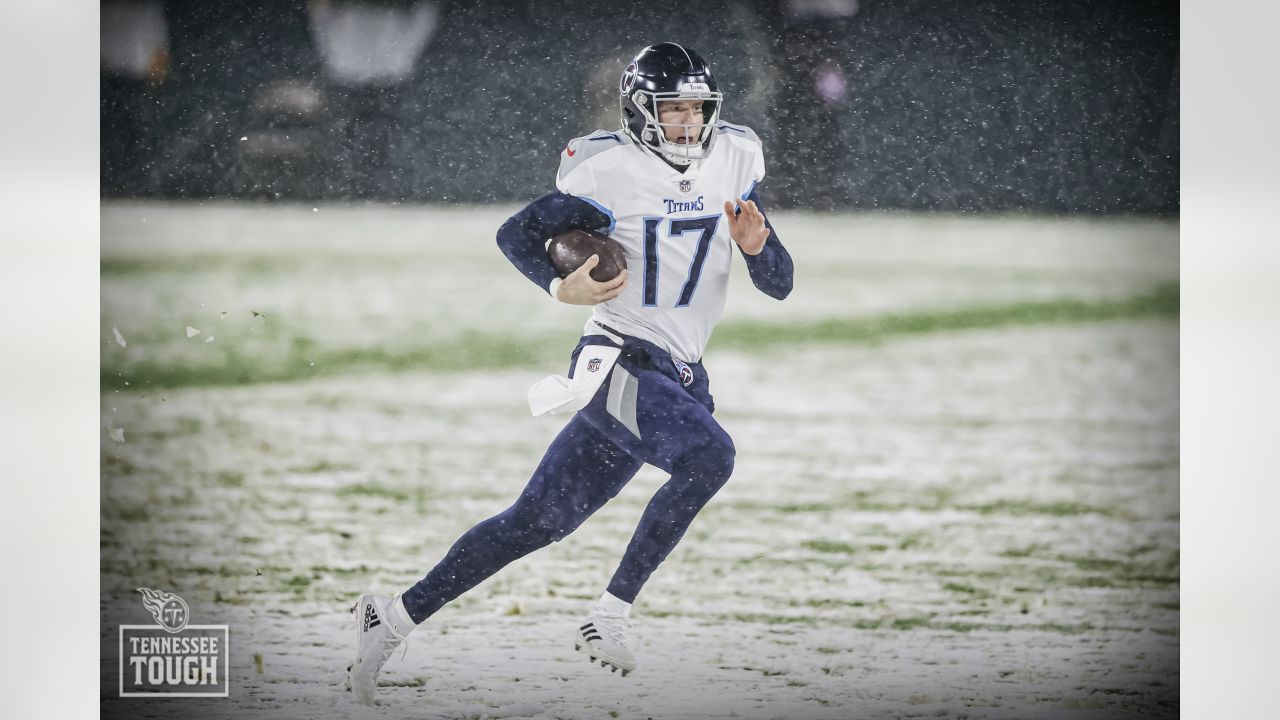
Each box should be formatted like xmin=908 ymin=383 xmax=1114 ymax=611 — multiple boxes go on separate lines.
xmin=100 ymin=202 xmax=1178 ymax=719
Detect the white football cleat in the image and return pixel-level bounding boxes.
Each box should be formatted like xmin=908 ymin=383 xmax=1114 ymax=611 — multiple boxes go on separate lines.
xmin=574 ymin=608 xmax=636 ymax=677
xmin=346 ymin=593 xmax=411 ymax=706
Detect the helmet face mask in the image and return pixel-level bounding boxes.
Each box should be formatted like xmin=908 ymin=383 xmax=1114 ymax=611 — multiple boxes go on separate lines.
xmin=631 ymin=89 xmax=723 ymax=165
xmin=620 ymin=44 xmax=723 ymax=167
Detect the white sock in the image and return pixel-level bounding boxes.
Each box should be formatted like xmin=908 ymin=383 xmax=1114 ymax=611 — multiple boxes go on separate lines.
xmin=597 ymin=591 xmax=632 ymax=618
xmin=387 ymin=594 xmax=421 ymax=637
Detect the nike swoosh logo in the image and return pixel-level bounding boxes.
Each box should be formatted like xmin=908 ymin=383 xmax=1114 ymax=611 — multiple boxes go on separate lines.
xmin=566 ymin=146 xmax=576 ymax=156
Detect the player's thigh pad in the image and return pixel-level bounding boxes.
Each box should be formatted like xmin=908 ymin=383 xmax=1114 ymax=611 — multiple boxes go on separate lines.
xmin=576 ymin=340 xmax=730 ymax=474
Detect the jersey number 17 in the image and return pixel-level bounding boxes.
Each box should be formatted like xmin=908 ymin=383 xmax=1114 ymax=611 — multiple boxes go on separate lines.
xmin=641 ymin=215 xmax=722 ymax=308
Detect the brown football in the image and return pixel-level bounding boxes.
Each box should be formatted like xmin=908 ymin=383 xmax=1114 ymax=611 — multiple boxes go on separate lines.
xmin=548 ymin=228 xmax=627 ymax=282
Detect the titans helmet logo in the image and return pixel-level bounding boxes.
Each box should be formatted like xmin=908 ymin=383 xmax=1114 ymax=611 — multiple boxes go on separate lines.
xmin=620 ymin=63 xmax=638 ymax=94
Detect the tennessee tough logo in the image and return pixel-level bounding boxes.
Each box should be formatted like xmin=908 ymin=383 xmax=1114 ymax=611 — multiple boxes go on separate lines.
xmin=121 ymin=588 xmax=229 ymax=697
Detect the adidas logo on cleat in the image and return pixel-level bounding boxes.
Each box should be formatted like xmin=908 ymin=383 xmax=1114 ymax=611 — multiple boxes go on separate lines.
xmin=363 ymin=604 xmax=381 ymax=632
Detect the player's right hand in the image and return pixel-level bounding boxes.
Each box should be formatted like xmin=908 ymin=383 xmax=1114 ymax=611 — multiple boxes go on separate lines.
xmin=556 ymin=255 xmax=627 ymax=305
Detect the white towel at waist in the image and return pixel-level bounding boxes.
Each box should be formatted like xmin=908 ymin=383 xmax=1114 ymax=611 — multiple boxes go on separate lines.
xmin=527 ymin=345 xmax=621 ymax=416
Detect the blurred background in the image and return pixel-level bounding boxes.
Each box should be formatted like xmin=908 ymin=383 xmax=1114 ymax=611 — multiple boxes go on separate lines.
xmin=101 ymin=0 xmax=1177 ymax=212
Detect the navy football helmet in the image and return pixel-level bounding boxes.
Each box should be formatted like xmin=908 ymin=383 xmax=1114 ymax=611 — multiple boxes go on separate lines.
xmin=619 ymin=43 xmax=723 ymax=166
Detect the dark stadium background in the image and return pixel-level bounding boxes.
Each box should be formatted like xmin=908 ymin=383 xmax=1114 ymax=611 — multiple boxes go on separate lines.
xmin=100 ymin=0 xmax=1177 ymax=213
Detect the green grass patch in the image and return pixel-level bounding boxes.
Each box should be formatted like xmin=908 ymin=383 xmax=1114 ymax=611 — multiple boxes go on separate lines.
xmin=307 ymin=564 xmax=372 ymax=576
xmin=1001 ymin=543 xmax=1049 ymax=558
xmin=932 ymin=621 xmax=1098 ymax=634
xmin=709 ymin=282 xmax=1178 ymax=351
xmin=101 ymin=452 xmax=139 ymax=476
xmin=960 ymin=499 xmax=1134 ymax=520
xmin=377 ymin=676 xmax=428 ymax=688
xmin=890 ymin=616 xmax=935 ymax=631
xmin=102 ymin=284 xmax=1178 ymax=390
xmin=104 ymin=504 xmax=150 ymax=522
xmin=896 ymin=534 xmax=932 ymax=551
xmin=1056 ymin=553 xmax=1179 ymax=588
xmin=802 ymin=539 xmax=860 ymax=555
xmin=730 ymin=612 xmax=816 ymax=626
xmin=289 ymin=460 xmax=355 ymax=474
xmin=777 ymin=502 xmax=838 ymax=513
xmin=943 ymin=582 xmax=987 ymax=596
xmin=102 ymin=330 xmax=566 ymax=391
xmin=101 ymin=254 xmax=320 ymax=277
xmin=804 ymin=598 xmax=867 ymax=609
xmin=336 ymin=483 xmax=411 ymax=502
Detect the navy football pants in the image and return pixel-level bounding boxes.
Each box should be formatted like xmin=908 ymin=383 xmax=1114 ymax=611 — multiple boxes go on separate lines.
xmin=400 ymin=335 xmax=735 ymax=623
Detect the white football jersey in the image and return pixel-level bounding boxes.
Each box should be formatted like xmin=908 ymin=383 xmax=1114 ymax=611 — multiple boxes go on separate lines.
xmin=556 ymin=122 xmax=766 ymax=363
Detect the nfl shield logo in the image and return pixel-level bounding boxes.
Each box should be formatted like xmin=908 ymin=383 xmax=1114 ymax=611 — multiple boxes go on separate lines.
xmin=678 ymin=179 xmax=693 ymax=194
xmin=587 ymin=358 xmax=602 ymax=373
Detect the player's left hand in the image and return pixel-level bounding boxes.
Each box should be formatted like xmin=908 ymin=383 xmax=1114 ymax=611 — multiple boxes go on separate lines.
xmin=723 ymin=199 xmax=770 ymax=256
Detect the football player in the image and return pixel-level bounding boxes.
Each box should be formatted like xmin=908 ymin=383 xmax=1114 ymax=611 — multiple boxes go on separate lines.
xmin=348 ymin=42 xmax=793 ymax=704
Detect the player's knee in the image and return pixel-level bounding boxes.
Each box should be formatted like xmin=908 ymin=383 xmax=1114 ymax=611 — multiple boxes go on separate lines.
xmin=524 ymin=506 xmax=580 ymax=545
xmin=690 ymin=430 xmax=735 ymax=486
xmin=505 ymin=518 xmax=556 ymax=549
xmin=709 ymin=435 xmax=735 ymax=481
xmin=522 ymin=522 xmax=560 ymax=547
xmin=502 ymin=502 xmax=563 ymax=548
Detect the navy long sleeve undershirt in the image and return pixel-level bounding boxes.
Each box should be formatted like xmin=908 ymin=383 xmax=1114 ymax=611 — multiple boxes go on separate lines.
xmin=738 ymin=188 xmax=794 ymax=300
xmin=496 ymin=189 xmax=793 ymax=299
xmin=496 ymin=191 xmax=611 ymax=293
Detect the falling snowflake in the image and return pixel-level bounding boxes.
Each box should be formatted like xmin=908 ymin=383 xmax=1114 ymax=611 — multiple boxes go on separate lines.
xmin=105 ymin=426 xmax=125 ymax=443
xmin=112 ymin=326 xmax=127 ymax=348
xmin=186 ymin=326 xmax=201 ymax=338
